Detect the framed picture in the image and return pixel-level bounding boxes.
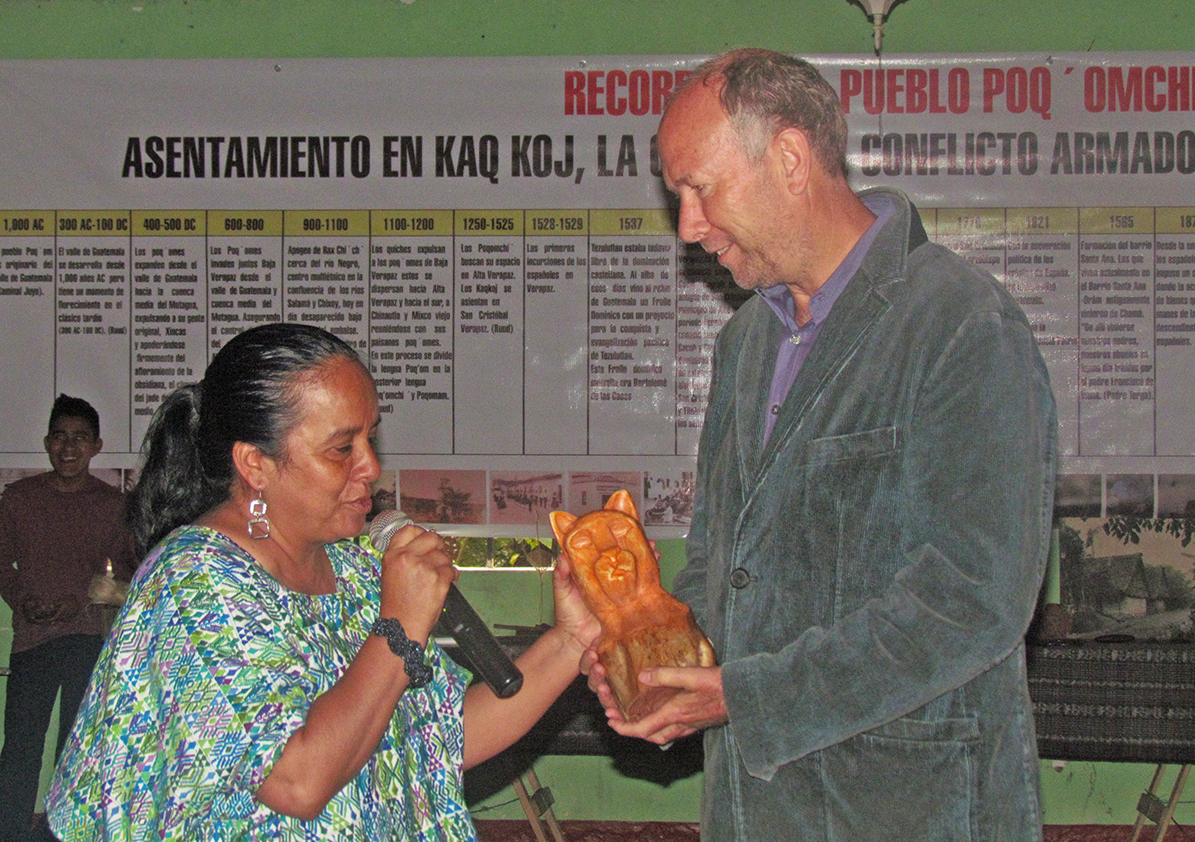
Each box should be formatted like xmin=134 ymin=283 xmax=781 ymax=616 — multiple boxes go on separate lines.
xmin=1056 ymin=516 xmax=1195 ymax=642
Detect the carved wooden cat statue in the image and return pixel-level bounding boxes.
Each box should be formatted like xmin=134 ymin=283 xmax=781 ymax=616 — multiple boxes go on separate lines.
xmin=551 ymin=490 xmax=716 ymax=721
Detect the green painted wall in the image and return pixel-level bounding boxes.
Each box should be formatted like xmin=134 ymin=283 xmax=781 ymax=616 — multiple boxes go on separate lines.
xmin=1 ymin=0 xmax=1192 ymax=59
xmin=2 ymin=0 xmax=1192 ymax=829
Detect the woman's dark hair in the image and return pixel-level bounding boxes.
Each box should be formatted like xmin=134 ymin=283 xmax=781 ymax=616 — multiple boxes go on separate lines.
xmin=127 ymin=323 xmax=362 ymax=557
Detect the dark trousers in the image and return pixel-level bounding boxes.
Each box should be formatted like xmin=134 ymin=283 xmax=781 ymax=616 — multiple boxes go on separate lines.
xmin=0 ymin=634 xmax=104 ymax=842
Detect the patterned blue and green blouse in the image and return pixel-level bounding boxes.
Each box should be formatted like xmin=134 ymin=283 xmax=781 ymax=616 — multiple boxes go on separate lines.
xmin=46 ymin=526 xmax=475 ymax=841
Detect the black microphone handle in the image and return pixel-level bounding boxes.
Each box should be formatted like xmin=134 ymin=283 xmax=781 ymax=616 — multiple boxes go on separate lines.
xmin=368 ymin=511 xmax=523 ymax=698
xmin=439 ymin=583 xmax=524 ymax=699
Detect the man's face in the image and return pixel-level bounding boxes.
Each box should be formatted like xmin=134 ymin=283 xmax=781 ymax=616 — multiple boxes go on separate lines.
xmin=658 ymin=82 xmax=808 ymax=292
xmin=44 ymin=416 xmax=102 ymax=486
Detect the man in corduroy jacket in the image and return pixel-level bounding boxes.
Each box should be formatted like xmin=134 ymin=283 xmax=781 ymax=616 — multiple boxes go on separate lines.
xmin=586 ymin=48 xmax=1057 ymax=842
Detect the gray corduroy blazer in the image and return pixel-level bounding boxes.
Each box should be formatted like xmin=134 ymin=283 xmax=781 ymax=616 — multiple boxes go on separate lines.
xmin=675 ymin=187 xmax=1057 ymax=842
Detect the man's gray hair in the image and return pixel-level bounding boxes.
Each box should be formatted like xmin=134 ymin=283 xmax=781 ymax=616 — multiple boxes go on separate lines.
xmin=674 ymin=48 xmax=849 ymax=178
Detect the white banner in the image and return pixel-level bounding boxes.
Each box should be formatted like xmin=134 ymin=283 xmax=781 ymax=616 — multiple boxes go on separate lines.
xmin=2 ymin=53 xmax=1193 ymax=534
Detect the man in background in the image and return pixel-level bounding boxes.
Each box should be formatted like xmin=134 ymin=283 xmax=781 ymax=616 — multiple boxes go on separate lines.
xmin=0 ymin=395 xmax=135 ymax=842
xmin=587 ymin=49 xmax=1057 ymax=841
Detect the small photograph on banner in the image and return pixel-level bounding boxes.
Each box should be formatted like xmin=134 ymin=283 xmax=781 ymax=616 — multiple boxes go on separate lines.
xmin=1055 ymin=474 xmax=1102 ymax=519
xmin=0 ymin=468 xmax=41 ymax=491
xmin=91 ymin=468 xmax=122 ymax=490
xmin=1158 ymin=474 xmax=1195 ymax=517
xmin=642 ymin=468 xmax=695 ymax=527
xmin=399 ymin=468 xmax=486 ymax=525
xmin=369 ymin=470 xmax=397 ymax=520
xmin=1057 ymin=517 xmax=1195 ymax=643
xmin=567 ymin=471 xmax=642 ymax=516
xmin=1105 ymin=474 xmax=1155 ymax=518
xmin=488 ymin=470 xmax=563 ymax=528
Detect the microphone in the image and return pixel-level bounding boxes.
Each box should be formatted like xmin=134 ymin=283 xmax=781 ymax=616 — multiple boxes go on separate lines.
xmin=368 ymin=511 xmax=524 ymax=699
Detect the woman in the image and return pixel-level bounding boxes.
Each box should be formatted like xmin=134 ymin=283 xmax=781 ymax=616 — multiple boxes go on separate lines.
xmin=45 ymin=323 xmax=600 ymax=841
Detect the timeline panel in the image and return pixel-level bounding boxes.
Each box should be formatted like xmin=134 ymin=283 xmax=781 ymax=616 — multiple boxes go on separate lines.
xmin=56 ymin=211 xmax=132 ymax=450
xmin=1154 ymin=207 xmax=1195 ymax=456
xmin=129 ymin=210 xmax=207 ymax=444
xmin=370 ymin=210 xmax=455 ymax=454
xmin=8 ymin=204 xmax=1192 ymax=466
xmin=283 ymin=210 xmax=370 ymax=355
xmin=1006 ymin=207 xmax=1080 ymax=457
xmin=587 ymin=208 xmax=677 ymax=456
xmin=454 ymin=210 xmax=525 ymax=454
xmin=1076 ymin=207 xmax=1155 ymax=456
xmin=207 ymin=210 xmax=284 ymax=355
xmin=524 ymin=209 xmax=588 ymax=455
xmin=0 ymin=211 xmax=55 ymax=452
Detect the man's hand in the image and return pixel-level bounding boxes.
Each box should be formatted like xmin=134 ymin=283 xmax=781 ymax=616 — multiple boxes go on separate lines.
xmin=583 ymin=648 xmax=728 ymax=745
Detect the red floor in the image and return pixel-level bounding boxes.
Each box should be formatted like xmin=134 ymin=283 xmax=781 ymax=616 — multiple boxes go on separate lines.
xmin=475 ymin=820 xmax=1142 ymax=841
xmin=1044 ymin=828 xmax=1144 ymax=842
xmin=476 ymin=821 xmax=698 ymax=842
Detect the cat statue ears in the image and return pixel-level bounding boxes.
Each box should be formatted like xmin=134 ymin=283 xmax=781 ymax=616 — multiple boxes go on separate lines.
xmin=549 ymin=489 xmax=638 ymax=542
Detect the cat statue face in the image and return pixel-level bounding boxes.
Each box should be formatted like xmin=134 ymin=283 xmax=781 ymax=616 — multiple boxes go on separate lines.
xmin=551 ymin=490 xmax=715 ymax=721
xmin=550 ymin=489 xmax=659 ymax=614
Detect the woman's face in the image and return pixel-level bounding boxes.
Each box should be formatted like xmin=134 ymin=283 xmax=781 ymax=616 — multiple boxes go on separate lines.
xmin=262 ymin=356 xmax=382 ymax=548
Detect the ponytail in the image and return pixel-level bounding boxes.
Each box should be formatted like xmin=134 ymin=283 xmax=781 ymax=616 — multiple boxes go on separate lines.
xmin=126 ymin=383 xmax=223 ymax=557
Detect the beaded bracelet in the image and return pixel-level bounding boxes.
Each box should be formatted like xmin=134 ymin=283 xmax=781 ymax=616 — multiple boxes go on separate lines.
xmin=370 ymin=617 xmax=433 ymax=688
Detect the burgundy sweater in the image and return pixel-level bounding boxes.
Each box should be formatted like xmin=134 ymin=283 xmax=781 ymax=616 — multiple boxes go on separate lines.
xmin=0 ymin=471 xmax=136 ymax=653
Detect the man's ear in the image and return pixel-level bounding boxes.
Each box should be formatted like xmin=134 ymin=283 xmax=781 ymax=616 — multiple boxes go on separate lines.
xmin=773 ymin=127 xmax=813 ymax=196
xmin=232 ymin=441 xmax=270 ymax=492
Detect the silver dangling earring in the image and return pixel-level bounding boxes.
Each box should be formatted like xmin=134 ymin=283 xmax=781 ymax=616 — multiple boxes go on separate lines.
xmin=248 ymin=490 xmax=271 ymax=539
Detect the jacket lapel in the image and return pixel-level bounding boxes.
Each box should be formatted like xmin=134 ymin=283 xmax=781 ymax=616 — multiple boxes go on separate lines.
xmin=752 ymin=188 xmax=919 ymax=477
xmin=758 ymin=278 xmax=891 ymax=472
xmin=732 ymin=302 xmax=783 ymax=482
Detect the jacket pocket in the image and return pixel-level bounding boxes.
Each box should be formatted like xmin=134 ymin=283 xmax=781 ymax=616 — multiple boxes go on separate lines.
xmin=803 ymin=425 xmax=901 ymax=466
xmin=822 ymin=714 xmax=979 ymax=842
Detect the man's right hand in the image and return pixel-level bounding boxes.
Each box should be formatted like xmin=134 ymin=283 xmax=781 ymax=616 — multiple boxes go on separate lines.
xmin=582 ymin=646 xmax=727 ymax=745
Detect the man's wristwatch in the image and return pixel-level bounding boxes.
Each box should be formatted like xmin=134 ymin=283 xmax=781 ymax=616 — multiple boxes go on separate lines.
xmin=371 ymin=617 xmax=433 ymax=688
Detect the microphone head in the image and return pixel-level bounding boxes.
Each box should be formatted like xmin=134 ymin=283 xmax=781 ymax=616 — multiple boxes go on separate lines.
xmin=368 ymin=510 xmax=413 ymax=552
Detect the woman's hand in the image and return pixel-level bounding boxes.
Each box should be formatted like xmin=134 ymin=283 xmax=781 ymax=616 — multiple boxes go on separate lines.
xmin=377 ymin=524 xmax=456 ymax=645
xmin=549 ymin=552 xmax=601 ymax=658
xmin=259 ymin=524 xmax=454 ymax=819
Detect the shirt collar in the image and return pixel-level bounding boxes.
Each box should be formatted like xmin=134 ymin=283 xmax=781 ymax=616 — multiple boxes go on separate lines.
xmin=757 ymin=193 xmax=898 ymax=333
